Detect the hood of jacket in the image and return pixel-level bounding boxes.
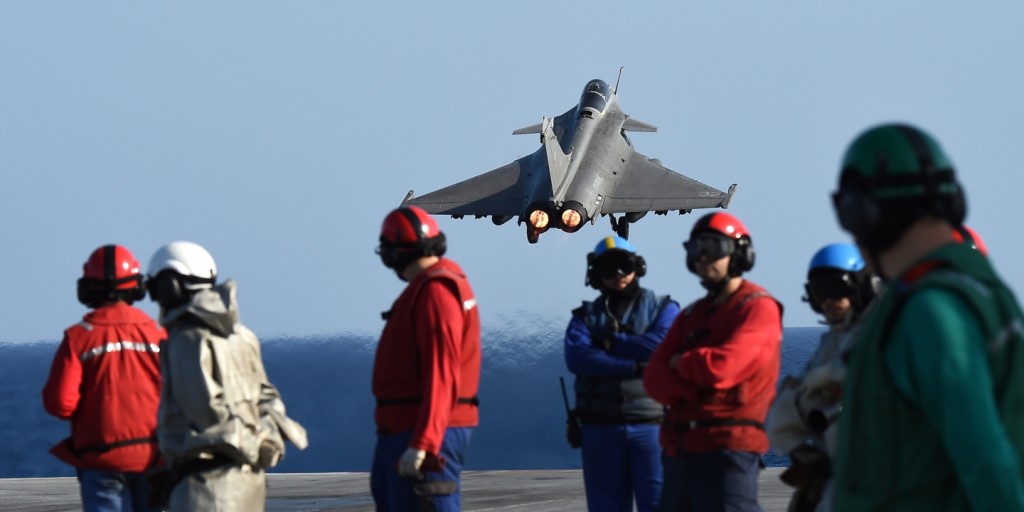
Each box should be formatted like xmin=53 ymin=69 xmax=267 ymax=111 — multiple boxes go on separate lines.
xmin=160 ymin=280 xmax=240 ymax=337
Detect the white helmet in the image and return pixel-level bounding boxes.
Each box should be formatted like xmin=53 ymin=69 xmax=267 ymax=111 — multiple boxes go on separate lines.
xmin=147 ymin=241 xmax=217 ymax=308
xmin=147 ymin=241 xmax=217 ymax=284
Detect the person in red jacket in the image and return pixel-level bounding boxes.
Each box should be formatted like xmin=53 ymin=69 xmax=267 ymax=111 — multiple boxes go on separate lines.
xmin=42 ymin=244 xmax=166 ymax=512
xmin=371 ymin=206 xmax=482 ymax=512
xmin=643 ymin=212 xmax=783 ymax=511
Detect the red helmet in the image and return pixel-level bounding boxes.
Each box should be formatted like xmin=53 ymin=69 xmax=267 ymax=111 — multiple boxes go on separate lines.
xmin=687 ymin=212 xmax=755 ymax=274
xmin=78 ymin=244 xmax=146 ymax=306
xmin=952 ymin=225 xmax=988 ymax=256
xmin=690 ymin=212 xmax=751 ymax=240
xmin=378 ymin=206 xmax=447 ymax=271
xmin=380 ymin=206 xmax=443 ymax=246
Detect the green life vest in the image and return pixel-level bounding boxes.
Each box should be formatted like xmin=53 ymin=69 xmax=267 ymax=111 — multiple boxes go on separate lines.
xmin=833 ymin=242 xmax=1024 ymax=511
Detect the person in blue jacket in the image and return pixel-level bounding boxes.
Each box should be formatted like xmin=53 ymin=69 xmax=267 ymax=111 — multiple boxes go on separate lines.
xmin=564 ymin=235 xmax=680 ymax=512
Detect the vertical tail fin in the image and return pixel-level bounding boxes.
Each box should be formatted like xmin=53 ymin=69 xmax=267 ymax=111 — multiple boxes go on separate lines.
xmin=542 ymin=117 xmax=571 ymax=194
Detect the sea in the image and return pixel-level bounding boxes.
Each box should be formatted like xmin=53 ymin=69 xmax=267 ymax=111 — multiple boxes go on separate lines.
xmin=0 ymin=326 xmax=823 ymax=478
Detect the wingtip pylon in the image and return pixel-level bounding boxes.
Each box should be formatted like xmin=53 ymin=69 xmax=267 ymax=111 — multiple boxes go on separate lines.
xmin=720 ymin=184 xmax=738 ymax=209
xmin=401 ymin=190 xmax=414 ymax=207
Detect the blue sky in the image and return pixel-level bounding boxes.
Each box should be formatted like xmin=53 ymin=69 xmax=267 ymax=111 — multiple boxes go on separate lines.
xmin=2 ymin=2 xmax=1022 ymax=343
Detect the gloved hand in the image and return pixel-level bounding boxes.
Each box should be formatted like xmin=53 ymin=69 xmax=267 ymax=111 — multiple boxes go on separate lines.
xmin=398 ymin=448 xmax=427 ymax=478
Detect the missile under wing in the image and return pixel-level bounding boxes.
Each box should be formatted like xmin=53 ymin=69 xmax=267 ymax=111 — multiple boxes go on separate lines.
xmin=403 ymin=73 xmax=736 ymax=243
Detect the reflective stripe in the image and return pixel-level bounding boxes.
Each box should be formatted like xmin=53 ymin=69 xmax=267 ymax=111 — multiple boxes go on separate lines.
xmin=463 ymin=298 xmax=477 ymax=311
xmin=80 ymin=341 xmax=161 ymax=362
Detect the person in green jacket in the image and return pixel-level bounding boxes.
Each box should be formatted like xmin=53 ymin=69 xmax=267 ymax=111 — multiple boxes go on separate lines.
xmin=829 ymin=123 xmax=1024 ymax=511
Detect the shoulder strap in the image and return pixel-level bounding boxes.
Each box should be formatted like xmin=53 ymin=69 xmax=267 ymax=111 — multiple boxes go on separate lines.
xmin=881 ymin=269 xmax=1003 ymax=352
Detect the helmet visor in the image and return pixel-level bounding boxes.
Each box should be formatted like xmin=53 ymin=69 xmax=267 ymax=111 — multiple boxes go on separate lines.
xmin=595 ymin=251 xmax=637 ymax=279
xmin=806 ymin=272 xmax=855 ymax=303
xmin=683 ymin=235 xmax=735 ymax=261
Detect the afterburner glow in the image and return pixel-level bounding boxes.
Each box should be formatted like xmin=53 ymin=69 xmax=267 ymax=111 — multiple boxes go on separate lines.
xmin=529 ymin=210 xmax=549 ymax=230
xmin=561 ymin=209 xmax=582 ymax=229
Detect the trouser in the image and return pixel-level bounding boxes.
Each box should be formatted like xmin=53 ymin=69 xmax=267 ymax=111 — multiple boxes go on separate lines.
xmin=371 ymin=427 xmax=472 ymax=512
xmin=580 ymin=422 xmax=662 ymax=512
xmin=78 ymin=468 xmax=160 ymax=512
xmin=657 ymin=450 xmax=763 ymax=512
xmin=167 ymin=463 xmax=266 ymax=512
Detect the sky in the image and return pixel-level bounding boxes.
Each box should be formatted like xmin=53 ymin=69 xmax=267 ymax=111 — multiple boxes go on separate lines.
xmin=2 ymin=2 xmax=1022 ymax=343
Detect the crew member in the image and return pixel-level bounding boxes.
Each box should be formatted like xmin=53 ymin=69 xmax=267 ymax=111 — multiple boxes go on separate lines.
xmin=565 ymin=235 xmax=679 ymax=512
xmin=766 ymin=243 xmax=876 ymax=512
xmin=147 ymin=241 xmax=307 ymax=512
xmin=371 ymin=206 xmax=482 ymax=512
xmin=43 ymin=244 xmax=166 ymax=512
xmin=643 ymin=212 xmax=783 ymax=511
xmin=830 ymin=123 xmax=1024 ymax=510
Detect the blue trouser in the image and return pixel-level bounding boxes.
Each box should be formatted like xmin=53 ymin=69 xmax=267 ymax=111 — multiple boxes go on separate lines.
xmin=580 ymin=422 xmax=662 ymax=512
xmin=77 ymin=468 xmax=160 ymax=512
xmin=657 ymin=450 xmax=763 ymax=512
xmin=371 ymin=427 xmax=472 ymax=512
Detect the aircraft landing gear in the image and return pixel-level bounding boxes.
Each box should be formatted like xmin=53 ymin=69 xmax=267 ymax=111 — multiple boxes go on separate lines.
xmin=608 ymin=215 xmax=629 ymax=240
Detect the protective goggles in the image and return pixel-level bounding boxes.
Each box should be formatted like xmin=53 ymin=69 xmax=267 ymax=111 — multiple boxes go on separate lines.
xmin=595 ymin=252 xmax=637 ymax=279
xmin=683 ymin=235 xmax=735 ymax=261
xmin=805 ymin=272 xmax=856 ymax=302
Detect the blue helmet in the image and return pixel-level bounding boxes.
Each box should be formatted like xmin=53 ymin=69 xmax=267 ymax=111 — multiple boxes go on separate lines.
xmin=593 ymin=235 xmax=637 ymax=256
xmin=808 ymin=243 xmax=864 ymax=274
xmin=804 ymin=243 xmax=874 ymax=315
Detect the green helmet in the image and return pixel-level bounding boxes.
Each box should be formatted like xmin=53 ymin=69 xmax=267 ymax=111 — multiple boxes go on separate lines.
xmin=832 ymin=123 xmax=966 ymax=251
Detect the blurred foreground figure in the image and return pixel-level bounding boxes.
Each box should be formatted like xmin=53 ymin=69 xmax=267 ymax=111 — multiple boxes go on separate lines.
xmin=644 ymin=212 xmax=783 ymax=511
xmin=43 ymin=244 xmax=166 ymax=512
xmin=372 ymin=206 xmax=482 ymax=512
xmin=766 ymin=243 xmax=877 ymax=512
xmin=146 ymin=241 xmax=307 ymax=512
xmin=564 ymin=236 xmax=679 ymax=512
xmin=830 ymin=123 xmax=1024 ymax=510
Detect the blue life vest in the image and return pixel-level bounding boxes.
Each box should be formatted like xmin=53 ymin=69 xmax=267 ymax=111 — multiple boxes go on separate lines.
xmin=573 ymin=288 xmax=668 ymax=423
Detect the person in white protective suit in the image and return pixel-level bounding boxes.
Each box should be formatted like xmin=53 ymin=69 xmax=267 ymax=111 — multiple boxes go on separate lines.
xmin=766 ymin=243 xmax=877 ymax=512
xmin=145 ymin=241 xmax=308 ymax=512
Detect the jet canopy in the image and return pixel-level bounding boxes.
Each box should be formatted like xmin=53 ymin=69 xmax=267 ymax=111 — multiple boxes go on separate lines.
xmin=579 ymin=79 xmax=610 ymax=116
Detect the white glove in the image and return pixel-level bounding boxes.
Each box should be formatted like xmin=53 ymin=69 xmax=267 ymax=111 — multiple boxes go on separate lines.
xmin=398 ymin=448 xmax=427 ymax=478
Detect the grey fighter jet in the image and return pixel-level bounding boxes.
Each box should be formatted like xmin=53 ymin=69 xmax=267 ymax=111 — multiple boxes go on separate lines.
xmin=402 ymin=71 xmax=737 ymax=244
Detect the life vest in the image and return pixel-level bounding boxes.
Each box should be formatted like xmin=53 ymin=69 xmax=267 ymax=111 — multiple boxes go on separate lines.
xmin=572 ymin=288 xmax=670 ymax=423
xmin=42 ymin=303 xmax=165 ymax=472
xmin=373 ymin=258 xmax=482 ymax=439
xmin=834 ymin=243 xmax=1024 ymax=510
xmin=658 ymin=280 xmax=783 ymax=455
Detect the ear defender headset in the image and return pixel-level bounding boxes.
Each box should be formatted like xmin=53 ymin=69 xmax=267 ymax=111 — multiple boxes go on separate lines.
xmin=146 ymin=270 xmax=215 ymax=310
xmin=833 ymin=124 xmax=966 ymax=252
xmin=378 ymin=207 xmax=447 ymax=271
xmin=77 ymin=245 xmax=146 ymax=307
xmin=730 ymin=237 xmax=755 ymax=275
xmin=585 ymin=250 xmax=647 ymax=289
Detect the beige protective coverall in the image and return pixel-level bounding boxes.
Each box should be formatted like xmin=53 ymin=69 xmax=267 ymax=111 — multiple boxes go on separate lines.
xmin=158 ymin=280 xmax=307 ymax=512
xmin=766 ymin=318 xmax=860 ymax=512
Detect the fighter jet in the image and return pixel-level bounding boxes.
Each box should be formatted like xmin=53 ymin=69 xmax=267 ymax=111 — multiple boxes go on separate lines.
xmin=402 ymin=70 xmax=737 ymax=244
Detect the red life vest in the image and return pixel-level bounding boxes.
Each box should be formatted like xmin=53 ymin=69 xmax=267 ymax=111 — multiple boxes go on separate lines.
xmin=42 ymin=302 xmax=166 ymax=472
xmin=648 ymin=280 xmax=783 ymax=455
xmin=373 ymin=258 xmax=481 ymax=453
